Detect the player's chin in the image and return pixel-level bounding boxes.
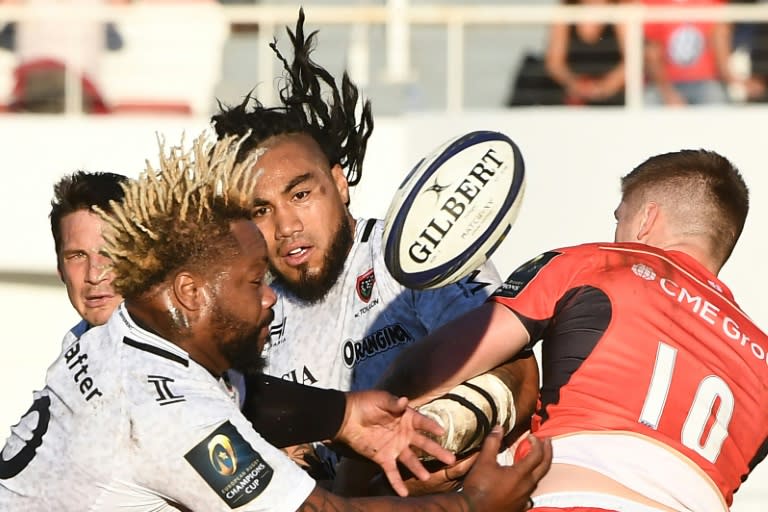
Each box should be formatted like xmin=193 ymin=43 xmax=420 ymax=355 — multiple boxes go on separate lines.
xmin=84 ymin=306 xmax=118 ymax=327
xmin=272 ymin=263 xmax=306 ymax=287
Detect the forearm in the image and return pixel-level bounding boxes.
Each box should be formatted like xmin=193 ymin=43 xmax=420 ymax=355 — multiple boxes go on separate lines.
xmin=488 ymin=354 xmax=539 ymax=427
xmin=378 ymin=345 xmax=489 ymax=406
xmin=300 ymin=487 xmax=477 ymax=511
xmin=413 ymin=353 xmax=539 ymax=457
xmin=242 ymin=374 xmax=346 ymax=447
xmin=547 ymin=60 xmax=577 ymax=89
xmin=378 ymin=303 xmax=526 ymax=405
xmin=545 ymin=23 xmax=574 ymax=87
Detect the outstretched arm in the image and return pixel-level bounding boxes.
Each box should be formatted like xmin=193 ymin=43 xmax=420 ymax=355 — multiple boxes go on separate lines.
xmin=333 ymin=354 xmax=540 ymax=498
xmin=330 ymin=304 xmax=539 ymax=498
xmin=377 ymin=302 xmax=531 ymax=405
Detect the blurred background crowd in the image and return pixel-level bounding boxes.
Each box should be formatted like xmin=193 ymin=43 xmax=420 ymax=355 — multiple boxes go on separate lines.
xmin=1 ymin=0 xmax=767 ymax=116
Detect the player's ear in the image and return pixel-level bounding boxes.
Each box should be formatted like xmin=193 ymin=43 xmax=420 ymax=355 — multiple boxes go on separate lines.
xmin=636 ymin=201 xmax=659 ymax=242
xmin=172 ymin=271 xmax=206 ymax=313
xmin=330 ymin=163 xmax=350 ymax=205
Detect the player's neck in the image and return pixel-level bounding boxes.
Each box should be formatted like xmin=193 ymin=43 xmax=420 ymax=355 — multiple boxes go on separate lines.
xmin=657 ymin=241 xmax=721 ymax=276
xmin=126 ymin=300 xmax=229 ymax=377
xmin=124 ymin=300 xmax=177 ymax=342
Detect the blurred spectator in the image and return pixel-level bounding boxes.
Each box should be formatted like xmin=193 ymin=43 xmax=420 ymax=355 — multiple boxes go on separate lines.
xmin=728 ymin=0 xmax=767 ymax=102
xmin=0 ymin=0 xmax=127 ymax=114
xmin=642 ymin=0 xmax=762 ymax=105
xmin=545 ymin=0 xmax=626 ymax=106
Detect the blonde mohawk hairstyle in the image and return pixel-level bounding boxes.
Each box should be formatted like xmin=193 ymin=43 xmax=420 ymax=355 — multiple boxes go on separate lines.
xmin=98 ymin=132 xmax=263 ymax=299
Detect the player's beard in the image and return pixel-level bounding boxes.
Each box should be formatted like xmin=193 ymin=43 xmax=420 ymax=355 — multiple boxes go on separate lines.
xmin=211 ymin=303 xmax=270 ymax=376
xmin=271 ymin=215 xmax=354 ymax=304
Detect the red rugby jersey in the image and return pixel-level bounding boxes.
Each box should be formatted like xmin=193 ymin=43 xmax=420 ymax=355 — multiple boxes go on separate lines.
xmin=491 ymin=242 xmax=768 ymax=505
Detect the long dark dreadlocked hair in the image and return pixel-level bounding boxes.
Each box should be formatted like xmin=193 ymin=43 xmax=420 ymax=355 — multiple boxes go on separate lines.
xmin=211 ymin=8 xmax=373 ymax=187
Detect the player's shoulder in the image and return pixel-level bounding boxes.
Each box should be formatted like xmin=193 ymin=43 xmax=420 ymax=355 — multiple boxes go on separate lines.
xmin=65 ymin=316 xmax=126 ymax=368
xmin=517 ymin=242 xmax=634 ymax=264
xmin=507 ymin=243 xmax=593 ymax=273
xmin=102 ymin=305 xmax=217 ymax=408
xmin=354 ymin=218 xmax=387 ymax=272
xmin=356 ymin=217 xmax=384 ymax=242
xmin=69 ymin=318 xmax=90 ymax=338
xmin=500 ymin=242 xmax=613 ymax=289
xmin=119 ymin=338 xmax=205 ymax=403
xmin=551 ymin=242 xmax=608 ymax=256
xmin=523 ymin=242 xmax=691 ymax=284
xmin=122 ymin=352 xmax=238 ymax=438
xmin=587 ymin=241 xmax=678 ymax=265
xmin=59 ymin=319 xmax=89 ymax=352
xmin=362 ymin=217 xmax=406 ymax=292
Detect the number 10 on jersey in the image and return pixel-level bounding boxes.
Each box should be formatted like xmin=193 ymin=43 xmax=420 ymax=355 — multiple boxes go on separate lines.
xmin=639 ymin=341 xmax=734 ymax=463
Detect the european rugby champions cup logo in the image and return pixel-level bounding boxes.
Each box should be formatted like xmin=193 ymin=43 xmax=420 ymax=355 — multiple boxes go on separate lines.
xmin=185 ymin=421 xmax=274 ymax=508
xmin=208 ymin=434 xmax=237 ymax=476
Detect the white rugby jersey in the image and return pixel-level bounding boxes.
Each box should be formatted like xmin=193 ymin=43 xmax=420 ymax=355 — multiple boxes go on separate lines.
xmin=262 ymin=218 xmax=502 ymax=392
xmin=0 ymin=303 xmax=315 ymax=511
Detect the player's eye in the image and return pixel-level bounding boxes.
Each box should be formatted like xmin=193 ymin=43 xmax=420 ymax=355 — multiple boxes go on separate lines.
xmin=251 ymin=273 xmax=268 ymax=287
xmin=293 ymin=190 xmax=310 ymax=201
xmin=251 ymin=205 xmax=270 ymax=218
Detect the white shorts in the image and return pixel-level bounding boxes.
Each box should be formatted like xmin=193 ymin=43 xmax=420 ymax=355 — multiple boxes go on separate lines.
xmin=533 ymin=492 xmax=669 ymax=512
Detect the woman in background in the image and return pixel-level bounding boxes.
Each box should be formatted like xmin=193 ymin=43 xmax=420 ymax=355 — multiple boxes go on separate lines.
xmin=545 ymin=0 xmax=626 ymax=106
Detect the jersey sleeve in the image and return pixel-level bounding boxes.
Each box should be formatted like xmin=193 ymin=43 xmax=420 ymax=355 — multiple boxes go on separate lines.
xmin=131 ymin=384 xmax=315 ymax=511
xmin=489 ymin=250 xmax=576 ymax=344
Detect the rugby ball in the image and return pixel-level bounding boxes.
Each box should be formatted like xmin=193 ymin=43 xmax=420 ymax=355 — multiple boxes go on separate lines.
xmin=382 ymin=130 xmax=526 ymax=290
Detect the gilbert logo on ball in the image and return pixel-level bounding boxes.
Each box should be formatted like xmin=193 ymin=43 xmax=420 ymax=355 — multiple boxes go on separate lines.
xmin=383 ymin=130 xmax=526 ymax=290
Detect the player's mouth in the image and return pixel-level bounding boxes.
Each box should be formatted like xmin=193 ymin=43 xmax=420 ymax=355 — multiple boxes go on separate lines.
xmin=281 ymin=244 xmax=312 ymax=267
xmin=85 ymin=294 xmax=115 ymax=308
